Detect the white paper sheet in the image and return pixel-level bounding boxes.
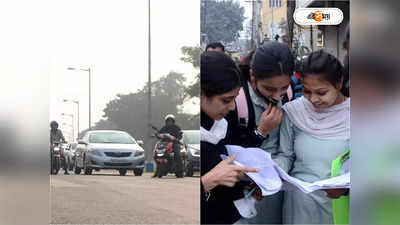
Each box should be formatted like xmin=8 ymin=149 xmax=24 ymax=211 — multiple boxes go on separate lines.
xmin=223 ymin=145 xmax=350 ymax=195
xmin=233 ymin=192 xmax=257 ymax=219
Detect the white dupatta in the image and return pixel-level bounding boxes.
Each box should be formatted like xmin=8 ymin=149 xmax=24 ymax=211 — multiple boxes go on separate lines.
xmin=282 ymin=96 xmax=350 ymax=140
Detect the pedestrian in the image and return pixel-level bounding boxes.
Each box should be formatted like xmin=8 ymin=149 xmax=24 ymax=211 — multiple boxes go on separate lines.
xmin=274 ymin=50 xmax=350 ymax=224
xmin=205 ymin=42 xmax=225 ymax=53
xmin=225 ymin=41 xmax=295 ymax=224
xmin=200 ymin=51 xmax=260 ymax=224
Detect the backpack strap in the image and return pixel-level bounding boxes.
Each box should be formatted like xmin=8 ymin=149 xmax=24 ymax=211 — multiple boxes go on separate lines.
xmin=235 ymin=87 xmax=249 ymax=127
xmin=286 ymin=85 xmax=293 ymax=101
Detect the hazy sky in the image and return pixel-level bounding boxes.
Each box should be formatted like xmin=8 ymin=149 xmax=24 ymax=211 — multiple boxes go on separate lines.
xmin=49 ymin=0 xmax=200 ymax=141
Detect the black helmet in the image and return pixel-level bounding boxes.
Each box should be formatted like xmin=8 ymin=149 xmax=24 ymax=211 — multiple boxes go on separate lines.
xmin=50 ymin=121 xmax=59 ymax=129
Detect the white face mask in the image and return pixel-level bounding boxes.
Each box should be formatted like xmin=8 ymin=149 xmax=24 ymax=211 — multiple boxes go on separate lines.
xmin=200 ymin=118 xmax=228 ymax=145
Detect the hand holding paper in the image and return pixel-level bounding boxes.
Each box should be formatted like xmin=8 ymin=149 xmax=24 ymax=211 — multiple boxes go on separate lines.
xmin=202 ymin=154 xmax=259 ymax=192
xmin=223 ymin=145 xmax=350 ymax=196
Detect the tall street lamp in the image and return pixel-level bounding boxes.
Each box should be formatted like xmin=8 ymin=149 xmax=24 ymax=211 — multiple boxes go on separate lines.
xmin=147 ymin=0 xmax=152 ymax=166
xmin=62 ymin=123 xmax=74 ymax=142
xmin=67 ymin=67 xmax=91 ymax=131
xmin=63 ymin=99 xmax=80 ymax=139
xmin=61 ymin=113 xmax=74 ymax=141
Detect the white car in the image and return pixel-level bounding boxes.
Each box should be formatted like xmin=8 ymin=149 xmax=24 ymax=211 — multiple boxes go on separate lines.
xmin=182 ymin=130 xmax=200 ymax=177
xmin=74 ymin=130 xmax=145 ymax=176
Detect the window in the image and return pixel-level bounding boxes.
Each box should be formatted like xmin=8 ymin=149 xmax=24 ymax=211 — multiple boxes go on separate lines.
xmin=183 ymin=131 xmax=200 ymax=145
xmin=269 ymin=0 xmax=282 ymax=8
xmin=89 ymin=132 xmax=136 ymax=144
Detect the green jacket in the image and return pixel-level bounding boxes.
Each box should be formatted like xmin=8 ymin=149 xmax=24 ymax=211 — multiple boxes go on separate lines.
xmin=331 ymin=149 xmax=350 ymax=224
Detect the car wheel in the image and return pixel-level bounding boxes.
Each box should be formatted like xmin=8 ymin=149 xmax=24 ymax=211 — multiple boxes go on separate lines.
xmin=84 ymin=168 xmax=92 ymax=175
xmin=185 ymin=162 xmax=194 ymax=177
xmin=119 ymin=169 xmax=127 ymax=176
xmin=83 ymin=156 xmax=92 ymax=175
xmin=133 ymin=168 xmax=143 ymax=176
xmin=74 ymin=167 xmax=81 ymax=175
xmin=74 ymin=160 xmax=81 ymax=174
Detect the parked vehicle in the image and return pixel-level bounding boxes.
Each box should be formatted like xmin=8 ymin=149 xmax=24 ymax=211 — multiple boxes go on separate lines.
xmin=74 ymin=130 xmax=145 ymax=176
xmin=50 ymin=142 xmax=63 ymax=175
xmin=182 ymin=130 xmax=200 ymax=177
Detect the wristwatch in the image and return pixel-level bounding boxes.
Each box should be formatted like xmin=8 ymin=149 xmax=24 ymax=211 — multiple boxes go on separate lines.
xmin=254 ymin=128 xmax=268 ymax=140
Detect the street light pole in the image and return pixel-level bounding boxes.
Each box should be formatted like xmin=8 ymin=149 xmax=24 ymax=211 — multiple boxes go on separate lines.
xmin=147 ymin=0 xmax=152 ymax=164
xmin=61 ymin=113 xmax=74 ymax=142
xmin=63 ymin=99 xmax=80 ymax=140
xmin=77 ymin=102 xmax=80 ymax=138
xmin=67 ymin=67 xmax=91 ymax=132
xmin=88 ymin=68 xmax=91 ymax=131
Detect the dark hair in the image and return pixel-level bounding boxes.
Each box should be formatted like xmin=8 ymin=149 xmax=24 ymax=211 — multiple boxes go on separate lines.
xmin=206 ymin=42 xmax=225 ymax=52
xmin=251 ymin=41 xmax=294 ymax=80
xmin=238 ymin=49 xmax=255 ymax=82
xmin=300 ymin=50 xmax=347 ymax=95
xmin=50 ymin=121 xmax=58 ymax=128
xmin=201 ymin=51 xmax=241 ymax=97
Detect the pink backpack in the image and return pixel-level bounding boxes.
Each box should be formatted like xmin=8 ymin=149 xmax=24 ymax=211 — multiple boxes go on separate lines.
xmin=234 ymin=86 xmax=293 ymax=127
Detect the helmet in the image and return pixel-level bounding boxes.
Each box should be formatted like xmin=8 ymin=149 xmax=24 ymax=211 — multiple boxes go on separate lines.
xmin=50 ymin=121 xmax=59 ymax=129
xmin=164 ymin=114 xmax=175 ymax=122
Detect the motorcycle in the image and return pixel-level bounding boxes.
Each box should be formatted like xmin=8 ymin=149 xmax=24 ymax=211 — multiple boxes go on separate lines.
xmin=50 ymin=142 xmax=63 ymax=175
xmin=151 ymin=126 xmax=184 ymax=178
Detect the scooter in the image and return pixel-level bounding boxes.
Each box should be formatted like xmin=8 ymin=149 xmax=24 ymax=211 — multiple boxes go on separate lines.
xmin=151 ymin=126 xmax=184 ymax=178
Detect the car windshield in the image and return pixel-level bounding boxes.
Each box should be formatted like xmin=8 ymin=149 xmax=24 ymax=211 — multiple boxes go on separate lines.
xmin=183 ymin=131 xmax=200 ymax=145
xmin=89 ymin=132 xmax=136 ymax=144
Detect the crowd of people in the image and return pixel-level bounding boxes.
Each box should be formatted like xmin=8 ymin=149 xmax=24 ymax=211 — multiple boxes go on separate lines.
xmin=201 ymin=25 xmax=350 ymax=224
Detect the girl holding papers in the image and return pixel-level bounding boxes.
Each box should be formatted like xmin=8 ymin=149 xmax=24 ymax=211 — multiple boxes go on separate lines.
xmin=200 ymin=51 xmax=260 ymax=224
xmin=274 ymin=50 xmax=350 ymax=224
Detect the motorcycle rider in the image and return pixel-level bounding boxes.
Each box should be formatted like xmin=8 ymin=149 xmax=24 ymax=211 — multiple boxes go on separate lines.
xmin=157 ymin=114 xmax=184 ymax=178
xmin=50 ymin=121 xmax=69 ymax=175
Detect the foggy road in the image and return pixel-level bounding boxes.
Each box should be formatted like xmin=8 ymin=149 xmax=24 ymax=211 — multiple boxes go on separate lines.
xmin=51 ymin=171 xmax=200 ymax=224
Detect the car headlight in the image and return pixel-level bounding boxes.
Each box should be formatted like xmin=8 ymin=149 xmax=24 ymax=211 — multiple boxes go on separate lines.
xmin=189 ymin=147 xmax=200 ymax=156
xmin=134 ymin=150 xmax=144 ymax=157
xmin=90 ymin=150 xmax=103 ymax=156
xmin=53 ymin=147 xmax=60 ymax=152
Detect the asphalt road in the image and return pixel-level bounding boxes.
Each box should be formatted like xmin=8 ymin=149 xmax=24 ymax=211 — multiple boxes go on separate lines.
xmin=50 ymin=171 xmax=200 ymax=224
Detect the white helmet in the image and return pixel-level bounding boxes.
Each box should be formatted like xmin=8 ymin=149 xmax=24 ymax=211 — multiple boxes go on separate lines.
xmin=165 ymin=114 xmax=175 ymax=122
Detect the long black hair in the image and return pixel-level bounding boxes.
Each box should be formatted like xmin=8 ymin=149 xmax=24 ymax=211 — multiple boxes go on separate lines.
xmin=251 ymin=41 xmax=294 ymax=80
xmin=300 ymin=50 xmax=348 ymax=95
xmin=200 ymin=51 xmax=241 ymax=98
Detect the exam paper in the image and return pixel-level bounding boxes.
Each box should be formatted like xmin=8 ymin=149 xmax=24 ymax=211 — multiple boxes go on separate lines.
xmin=223 ymin=145 xmax=350 ymax=195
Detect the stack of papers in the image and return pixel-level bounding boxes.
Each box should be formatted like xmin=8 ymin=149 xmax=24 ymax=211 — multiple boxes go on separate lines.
xmin=222 ymin=145 xmax=350 ymax=196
